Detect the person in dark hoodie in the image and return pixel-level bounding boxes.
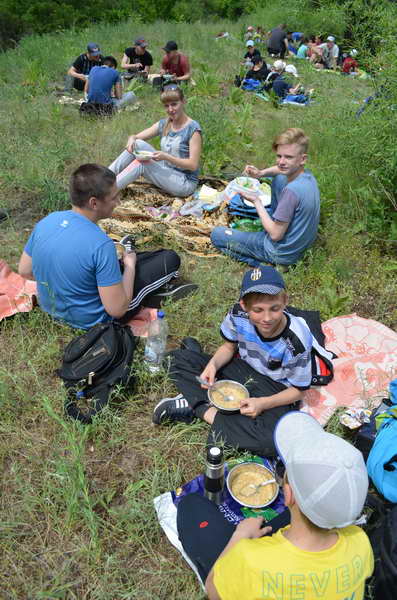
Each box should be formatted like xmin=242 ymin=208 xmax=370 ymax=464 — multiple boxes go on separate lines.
xmin=244 ymin=55 xmax=269 ymax=82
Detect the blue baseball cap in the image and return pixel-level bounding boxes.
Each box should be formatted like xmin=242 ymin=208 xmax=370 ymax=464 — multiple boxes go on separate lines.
xmin=240 ymin=267 xmax=285 ymax=298
xmin=87 ymin=42 xmax=101 ymax=56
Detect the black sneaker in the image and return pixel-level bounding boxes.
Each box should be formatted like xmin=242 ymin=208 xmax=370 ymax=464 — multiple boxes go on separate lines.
xmin=153 ymin=281 xmax=198 ymax=300
xmin=152 ymin=394 xmax=194 ymax=425
xmin=180 ymin=337 xmax=203 ymax=353
xmin=0 ymin=211 xmax=8 ymax=223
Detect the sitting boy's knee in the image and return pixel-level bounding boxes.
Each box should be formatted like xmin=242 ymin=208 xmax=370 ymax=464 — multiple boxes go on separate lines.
xmin=211 ymin=226 xmax=228 ymax=248
xmin=163 ymin=249 xmax=181 ymax=271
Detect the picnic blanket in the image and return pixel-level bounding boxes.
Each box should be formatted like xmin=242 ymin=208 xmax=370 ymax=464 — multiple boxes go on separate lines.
xmin=100 ymin=178 xmax=230 ymax=257
xmin=154 ymin=456 xmax=286 ymax=586
xmin=301 ymin=314 xmax=397 ymax=425
xmin=0 ymin=260 xmax=37 ymax=321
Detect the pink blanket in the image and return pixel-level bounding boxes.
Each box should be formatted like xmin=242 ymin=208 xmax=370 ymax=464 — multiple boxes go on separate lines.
xmin=0 ymin=260 xmax=37 ymax=320
xmin=301 ymin=314 xmax=397 ymax=425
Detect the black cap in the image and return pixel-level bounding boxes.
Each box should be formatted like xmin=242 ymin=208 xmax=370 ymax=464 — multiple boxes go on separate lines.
xmin=134 ymin=37 xmax=148 ymax=47
xmin=163 ymin=40 xmax=178 ymax=52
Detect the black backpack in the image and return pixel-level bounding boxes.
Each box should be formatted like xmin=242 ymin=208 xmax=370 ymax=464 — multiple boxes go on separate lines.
xmin=57 ymin=322 xmax=137 ymax=423
xmin=79 ymin=101 xmax=114 ymax=117
xmin=365 ymin=493 xmax=397 ymax=600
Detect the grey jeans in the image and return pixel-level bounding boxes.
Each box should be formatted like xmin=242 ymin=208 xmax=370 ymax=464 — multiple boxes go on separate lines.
xmin=108 ymin=140 xmax=198 ymax=196
xmin=111 ymin=91 xmax=136 ymax=110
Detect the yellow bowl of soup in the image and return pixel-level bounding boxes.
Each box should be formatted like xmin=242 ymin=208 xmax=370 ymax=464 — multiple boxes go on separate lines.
xmin=227 ymin=462 xmax=279 ymax=508
xmin=208 ymin=379 xmax=249 ymax=413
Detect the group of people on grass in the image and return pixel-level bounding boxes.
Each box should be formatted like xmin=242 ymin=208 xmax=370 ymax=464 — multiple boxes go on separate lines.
xmin=17 ymin=34 xmax=375 ymax=597
xmin=66 ymin=38 xmax=191 ymax=111
xmin=245 ymin=23 xmax=359 ymax=74
xmin=239 ymin=26 xmax=360 ymax=107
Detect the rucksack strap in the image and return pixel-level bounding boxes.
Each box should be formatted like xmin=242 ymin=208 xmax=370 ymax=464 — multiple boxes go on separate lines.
xmin=64 ymin=383 xmax=110 ymax=424
xmin=384 ymin=454 xmax=397 ymax=471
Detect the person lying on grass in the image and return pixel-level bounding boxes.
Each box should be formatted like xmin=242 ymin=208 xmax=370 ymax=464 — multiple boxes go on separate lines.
xmin=211 ymin=127 xmax=320 ymax=267
xmin=177 ymin=411 xmax=373 ymax=600
xmin=18 ymin=164 xmax=184 ymax=330
xmin=108 ymin=86 xmax=202 ymax=196
xmin=153 ymin=266 xmax=334 ymax=457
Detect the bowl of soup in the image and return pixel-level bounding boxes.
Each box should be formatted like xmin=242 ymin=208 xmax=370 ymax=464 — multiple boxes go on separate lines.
xmin=208 ymin=380 xmax=249 ymax=414
xmin=227 ymin=462 xmax=279 ymax=508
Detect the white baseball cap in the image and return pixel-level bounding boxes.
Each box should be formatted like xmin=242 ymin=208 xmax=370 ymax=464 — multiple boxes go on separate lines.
xmin=327 ymin=35 xmax=335 ymax=42
xmin=274 ymin=411 xmax=369 ymax=529
xmin=350 ymin=49 xmax=358 ymax=57
xmin=285 ymin=64 xmax=299 ymax=78
xmin=273 ymin=59 xmax=286 ymax=72
xmin=246 ymin=40 xmax=255 ymax=47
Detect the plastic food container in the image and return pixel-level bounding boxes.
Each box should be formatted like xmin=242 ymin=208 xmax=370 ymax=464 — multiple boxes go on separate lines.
xmin=233 ymin=176 xmax=261 ymax=201
xmin=135 ymin=150 xmax=154 ymax=161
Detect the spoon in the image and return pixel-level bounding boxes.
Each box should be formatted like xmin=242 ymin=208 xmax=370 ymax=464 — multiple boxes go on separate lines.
xmin=195 ymin=376 xmax=234 ymax=402
xmin=240 ymin=478 xmax=276 ymax=497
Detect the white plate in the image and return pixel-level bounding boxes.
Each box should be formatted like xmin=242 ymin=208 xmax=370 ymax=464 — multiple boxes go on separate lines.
xmin=243 ymin=187 xmax=271 ymax=207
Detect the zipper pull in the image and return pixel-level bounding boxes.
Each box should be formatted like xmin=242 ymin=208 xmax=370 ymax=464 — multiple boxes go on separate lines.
xmin=87 ymin=371 xmax=95 ymax=385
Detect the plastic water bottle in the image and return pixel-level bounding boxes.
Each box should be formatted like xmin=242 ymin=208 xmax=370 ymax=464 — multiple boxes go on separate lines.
xmin=204 ymin=446 xmax=225 ymax=505
xmin=144 ymin=311 xmax=168 ymax=373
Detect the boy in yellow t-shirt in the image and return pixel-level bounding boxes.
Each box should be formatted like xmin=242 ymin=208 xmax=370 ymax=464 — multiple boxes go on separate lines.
xmin=177 ymin=412 xmax=373 ymax=600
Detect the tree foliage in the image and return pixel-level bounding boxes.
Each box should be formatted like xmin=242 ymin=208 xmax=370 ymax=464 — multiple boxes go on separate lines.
xmin=0 ymin=0 xmax=257 ymax=50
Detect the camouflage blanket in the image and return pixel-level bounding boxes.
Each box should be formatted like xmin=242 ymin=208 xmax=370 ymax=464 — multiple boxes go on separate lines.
xmin=100 ymin=177 xmax=230 ymax=257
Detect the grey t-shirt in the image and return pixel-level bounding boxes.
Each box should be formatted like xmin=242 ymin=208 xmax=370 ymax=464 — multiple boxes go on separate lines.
xmin=158 ymin=118 xmax=201 ymax=183
xmin=263 ymin=170 xmax=320 ymax=264
xmin=268 ymin=27 xmax=286 ymax=50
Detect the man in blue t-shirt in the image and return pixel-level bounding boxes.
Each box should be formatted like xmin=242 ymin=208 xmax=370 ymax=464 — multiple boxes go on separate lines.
xmin=85 ymin=56 xmax=136 ymax=110
xmin=18 ymin=164 xmax=181 ymax=330
xmin=211 ymin=127 xmax=320 ymax=266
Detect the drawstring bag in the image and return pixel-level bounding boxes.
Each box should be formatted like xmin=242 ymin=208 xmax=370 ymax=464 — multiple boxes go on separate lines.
xmin=367 ymin=379 xmax=397 ymax=502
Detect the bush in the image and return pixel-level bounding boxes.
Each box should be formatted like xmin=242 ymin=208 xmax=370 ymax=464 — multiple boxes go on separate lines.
xmin=0 ymin=0 xmax=257 ymax=49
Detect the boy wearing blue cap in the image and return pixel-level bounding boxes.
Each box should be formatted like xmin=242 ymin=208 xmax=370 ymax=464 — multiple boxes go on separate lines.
xmin=153 ymin=266 xmax=333 ymax=456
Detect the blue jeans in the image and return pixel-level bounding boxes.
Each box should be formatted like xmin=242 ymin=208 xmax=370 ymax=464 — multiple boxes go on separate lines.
xmin=211 ymin=226 xmax=274 ymax=266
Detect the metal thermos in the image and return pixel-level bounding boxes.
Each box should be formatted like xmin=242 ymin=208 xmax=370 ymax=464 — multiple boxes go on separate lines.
xmin=204 ymin=446 xmax=224 ymax=505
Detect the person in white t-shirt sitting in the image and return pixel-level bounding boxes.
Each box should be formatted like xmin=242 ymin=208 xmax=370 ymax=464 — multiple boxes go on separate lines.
xmin=316 ymin=35 xmax=339 ymax=69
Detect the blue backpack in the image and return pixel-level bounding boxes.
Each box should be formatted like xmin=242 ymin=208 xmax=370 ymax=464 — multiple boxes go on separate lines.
xmin=367 ymin=379 xmax=397 ymax=502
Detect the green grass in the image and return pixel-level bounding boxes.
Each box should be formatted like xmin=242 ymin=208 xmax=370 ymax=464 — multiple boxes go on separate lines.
xmin=0 ymin=3 xmax=396 ymax=598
